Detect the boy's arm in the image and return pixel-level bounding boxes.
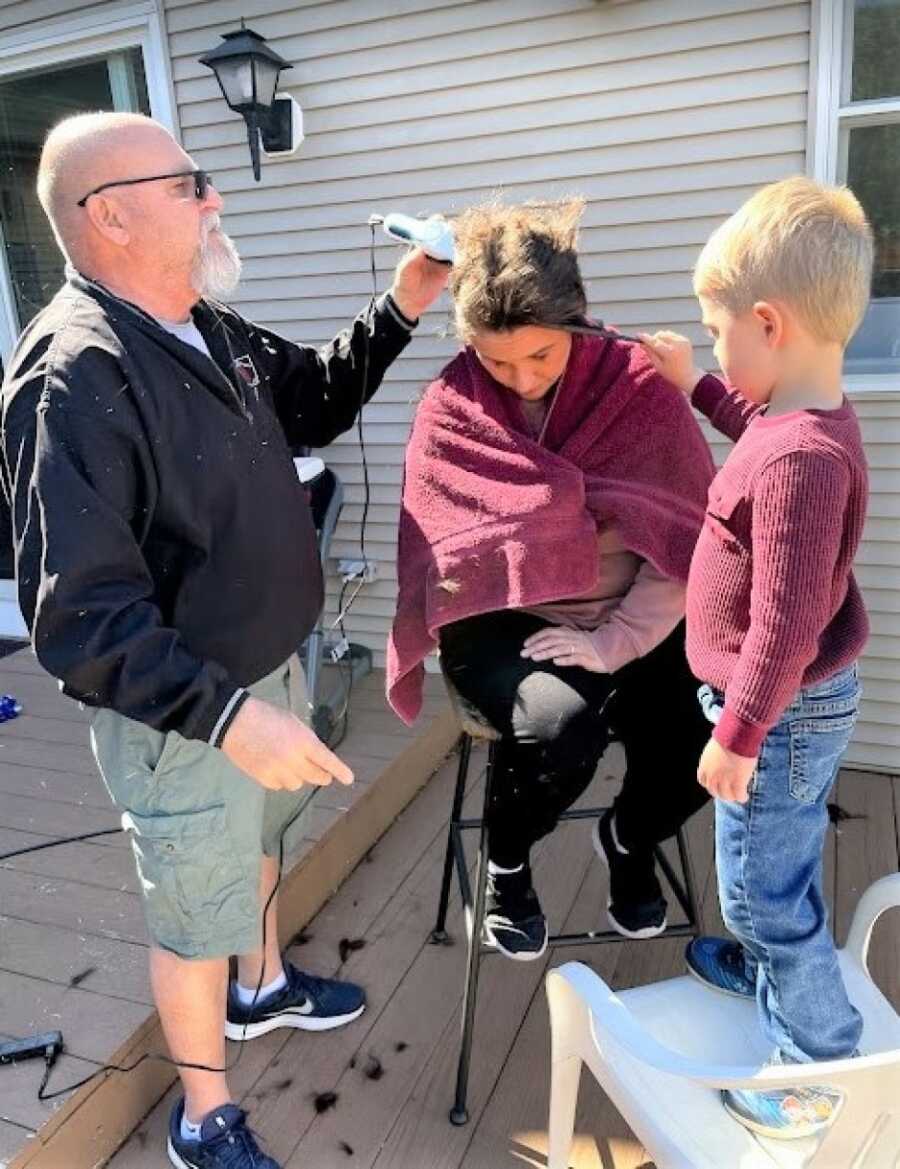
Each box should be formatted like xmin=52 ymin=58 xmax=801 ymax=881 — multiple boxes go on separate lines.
xmin=639 ymin=331 xmax=762 ymax=442
xmin=713 ymin=451 xmax=852 ymax=757
xmin=691 ymin=374 xmax=763 ymax=442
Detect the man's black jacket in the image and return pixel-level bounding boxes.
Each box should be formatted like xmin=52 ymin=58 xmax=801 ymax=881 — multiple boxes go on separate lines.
xmin=0 ymin=273 xmax=413 ymax=745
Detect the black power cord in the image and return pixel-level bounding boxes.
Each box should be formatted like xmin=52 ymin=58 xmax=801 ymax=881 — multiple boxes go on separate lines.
xmin=0 ymin=828 xmax=122 ymax=862
xmin=327 ymin=221 xmax=379 ymax=634
xmin=319 ymin=220 xmax=381 ymax=749
xmin=35 ymin=808 xmax=302 ymax=1101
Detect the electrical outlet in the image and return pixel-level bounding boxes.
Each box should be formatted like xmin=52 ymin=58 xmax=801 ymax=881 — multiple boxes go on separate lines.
xmin=327 ymin=636 xmax=350 ymax=663
xmin=337 ymin=558 xmax=378 ymax=583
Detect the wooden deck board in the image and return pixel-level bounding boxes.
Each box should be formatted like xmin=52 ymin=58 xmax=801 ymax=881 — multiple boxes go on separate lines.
xmin=5 ymin=643 xmax=897 ymax=1169
xmin=0 ymin=739 xmax=102 ymax=776
xmin=1 ymin=870 xmax=147 ymax=944
xmin=0 ymin=916 xmax=152 ymax=1004
xmin=0 ymin=828 xmax=139 ymax=888
xmin=260 ymin=773 xmax=491 ymax=1167
xmin=0 ymin=971 xmax=149 ymax=1065
xmin=0 ymin=790 xmax=123 ymax=843
xmin=110 ymin=754 xmax=898 ymax=1169
xmin=0 ymin=759 xmax=117 ymax=809
xmin=0 ymin=649 xmax=454 ymax=1167
xmin=109 ymin=749 xmax=486 ymax=1168
xmin=0 ymin=714 xmax=97 ymax=747
xmin=0 ymin=1124 xmax=34 ymax=1169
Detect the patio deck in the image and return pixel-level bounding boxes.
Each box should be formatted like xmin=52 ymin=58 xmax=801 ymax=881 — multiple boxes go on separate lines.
xmin=105 ymin=739 xmax=899 ymax=1169
xmin=0 ymin=645 xmax=456 ymax=1169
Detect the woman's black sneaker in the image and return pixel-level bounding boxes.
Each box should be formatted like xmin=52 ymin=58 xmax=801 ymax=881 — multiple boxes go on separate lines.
xmin=593 ymin=809 xmax=667 ymax=939
xmin=482 ymin=862 xmax=548 ymax=961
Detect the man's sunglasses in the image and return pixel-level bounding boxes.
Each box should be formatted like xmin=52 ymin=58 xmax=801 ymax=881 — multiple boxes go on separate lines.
xmin=76 ymin=169 xmax=213 ymax=208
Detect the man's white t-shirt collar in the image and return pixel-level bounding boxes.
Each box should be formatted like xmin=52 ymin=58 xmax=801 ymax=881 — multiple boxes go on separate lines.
xmin=154 ymin=314 xmax=211 ymax=358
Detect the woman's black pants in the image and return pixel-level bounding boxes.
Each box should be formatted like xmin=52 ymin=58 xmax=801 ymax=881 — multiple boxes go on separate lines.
xmin=438 ymin=611 xmax=710 ymax=869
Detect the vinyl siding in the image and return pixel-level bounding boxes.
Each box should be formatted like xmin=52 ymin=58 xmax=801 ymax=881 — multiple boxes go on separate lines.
xmin=3 ymin=0 xmax=896 ymax=770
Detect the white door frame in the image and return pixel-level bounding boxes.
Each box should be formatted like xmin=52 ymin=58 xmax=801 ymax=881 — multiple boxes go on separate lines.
xmin=0 ymin=1 xmax=178 ymax=636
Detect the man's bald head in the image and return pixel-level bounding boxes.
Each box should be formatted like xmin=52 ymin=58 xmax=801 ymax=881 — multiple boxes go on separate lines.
xmin=37 ymin=112 xmax=182 ymax=265
xmin=36 ymin=110 xmax=236 ymax=319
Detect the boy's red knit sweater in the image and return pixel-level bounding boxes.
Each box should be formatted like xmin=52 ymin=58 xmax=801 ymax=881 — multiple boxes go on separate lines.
xmin=686 ymin=374 xmax=869 ymax=757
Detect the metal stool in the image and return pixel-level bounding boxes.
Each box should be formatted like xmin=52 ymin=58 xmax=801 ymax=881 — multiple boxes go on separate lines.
xmin=430 ymin=674 xmax=703 ymax=1125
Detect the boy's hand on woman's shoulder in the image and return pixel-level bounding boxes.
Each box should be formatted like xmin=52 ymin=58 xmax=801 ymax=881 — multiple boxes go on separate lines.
xmin=697 ymin=737 xmax=758 ymax=804
xmin=639 ymin=330 xmax=706 ymax=398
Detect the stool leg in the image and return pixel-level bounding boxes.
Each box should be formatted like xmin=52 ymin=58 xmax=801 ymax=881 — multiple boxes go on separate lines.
xmin=431 ymin=735 xmax=471 ymax=944
xmin=676 ymin=823 xmax=703 ymax=934
xmin=450 ymin=739 xmax=496 ymax=1125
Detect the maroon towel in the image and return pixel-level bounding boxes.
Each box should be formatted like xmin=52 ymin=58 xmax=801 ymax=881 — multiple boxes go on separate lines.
xmin=387 ymin=333 xmax=715 ymax=722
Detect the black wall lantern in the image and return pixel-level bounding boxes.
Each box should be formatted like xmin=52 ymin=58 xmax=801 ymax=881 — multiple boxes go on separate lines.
xmin=199 ymin=24 xmax=294 ymax=181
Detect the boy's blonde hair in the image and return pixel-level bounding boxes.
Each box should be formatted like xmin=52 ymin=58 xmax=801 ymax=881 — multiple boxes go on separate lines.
xmin=693 ymin=176 xmax=874 ymax=346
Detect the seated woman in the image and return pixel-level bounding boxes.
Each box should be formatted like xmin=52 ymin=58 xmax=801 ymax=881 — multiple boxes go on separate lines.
xmin=387 ymin=200 xmax=714 ymax=960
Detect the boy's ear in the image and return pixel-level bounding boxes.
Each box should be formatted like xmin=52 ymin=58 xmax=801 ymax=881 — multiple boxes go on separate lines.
xmin=751 ymin=300 xmax=784 ymax=347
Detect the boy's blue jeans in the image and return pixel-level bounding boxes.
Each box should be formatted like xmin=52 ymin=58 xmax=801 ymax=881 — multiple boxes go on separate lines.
xmin=699 ymin=665 xmax=863 ymax=1063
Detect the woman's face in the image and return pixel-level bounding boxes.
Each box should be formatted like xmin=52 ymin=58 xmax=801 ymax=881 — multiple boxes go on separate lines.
xmin=471 ymin=325 xmax=572 ymax=401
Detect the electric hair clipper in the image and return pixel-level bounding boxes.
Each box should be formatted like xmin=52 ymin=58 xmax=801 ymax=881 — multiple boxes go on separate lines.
xmin=371 ymin=212 xmax=456 ymax=264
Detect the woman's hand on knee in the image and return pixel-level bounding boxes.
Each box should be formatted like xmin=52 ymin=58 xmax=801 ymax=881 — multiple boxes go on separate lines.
xmin=521 ymin=627 xmax=608 ymax=673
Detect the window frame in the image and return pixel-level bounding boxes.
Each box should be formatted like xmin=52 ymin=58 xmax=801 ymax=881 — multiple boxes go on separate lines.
xmin=809 ymin=0 xmax=900 ymax=390
xmin=0 ymin=1 xmax=178 ymax=363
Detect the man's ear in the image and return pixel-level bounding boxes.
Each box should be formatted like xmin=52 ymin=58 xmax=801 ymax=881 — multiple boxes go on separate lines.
xmin=85 ymin=195 xmax=130 ymax=246
xmin=752 ymin=300 xmax=784 ymax=348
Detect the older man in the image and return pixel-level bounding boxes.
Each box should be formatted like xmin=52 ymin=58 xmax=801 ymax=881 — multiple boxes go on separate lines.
xmin=1 ymin=112 xmax=448 ymax=1169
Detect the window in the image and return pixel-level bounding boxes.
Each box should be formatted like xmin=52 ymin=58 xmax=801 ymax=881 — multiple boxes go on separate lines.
xmin=0 ymin=4 xmax=175 ymax=601
xmin=0 ymin=49 xmax=151 ymax=331
xmin=0 ymin=3 xmax=176 ymax=364
xmin=814 ymin=0 xmax=900 ymax=376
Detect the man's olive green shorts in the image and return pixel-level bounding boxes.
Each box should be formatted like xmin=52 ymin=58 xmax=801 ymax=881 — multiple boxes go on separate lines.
xmin=91 ymin=656 xmax=315 ymax=960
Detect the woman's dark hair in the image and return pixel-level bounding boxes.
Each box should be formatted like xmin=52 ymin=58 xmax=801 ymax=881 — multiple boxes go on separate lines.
xmin=450 ymin=198 xmax=587 ymax=341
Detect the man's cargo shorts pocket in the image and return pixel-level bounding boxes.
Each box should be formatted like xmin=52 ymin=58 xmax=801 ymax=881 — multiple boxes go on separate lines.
xmin=123 ymin=805 xmax=253 ymax=957
xmin=91 ymin=707 xmax=185 ymax=811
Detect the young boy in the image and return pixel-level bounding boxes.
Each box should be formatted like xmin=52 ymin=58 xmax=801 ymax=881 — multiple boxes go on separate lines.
xmin=641 ymin=176 xmax=873 ymax=1140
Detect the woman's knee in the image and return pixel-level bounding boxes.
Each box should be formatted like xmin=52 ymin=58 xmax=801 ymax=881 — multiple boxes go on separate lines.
xmin=511 ymin=670 xmax=600 ymax=746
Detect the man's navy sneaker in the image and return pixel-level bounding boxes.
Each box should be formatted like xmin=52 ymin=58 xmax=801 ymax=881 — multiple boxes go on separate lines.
xmin=168 ymin=1100 xmax=278 ymax=1169
xmin=225 ymin=959 xmax=365 ymax=1041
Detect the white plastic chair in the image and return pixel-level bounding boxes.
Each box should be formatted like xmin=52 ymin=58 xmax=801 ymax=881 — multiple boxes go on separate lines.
xmin=546 ymin=873 xmax=900 ymax=1169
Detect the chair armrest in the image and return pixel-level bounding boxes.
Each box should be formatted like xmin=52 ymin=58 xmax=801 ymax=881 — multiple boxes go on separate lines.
xmin=844 ymin=873 xmax=900 ymax=972
xmin=547 ymin=963 xmax=894 ymax=1091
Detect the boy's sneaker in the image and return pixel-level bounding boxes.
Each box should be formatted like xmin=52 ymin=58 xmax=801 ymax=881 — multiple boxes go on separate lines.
xmin=168 ymin=1099 xmax=279 ymax=1168
xmin=482 ymin=862 xmax=548 ymax=961
xmin=225 ymin=960 xmax=365 ymax=1041
xmin=723 ymin=1078 xmax=843 ymax=1140
xmin=686 ymin=937 xmax=756 ymax=999
xmin=593 ymin=809 xmax=667 ymax=939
